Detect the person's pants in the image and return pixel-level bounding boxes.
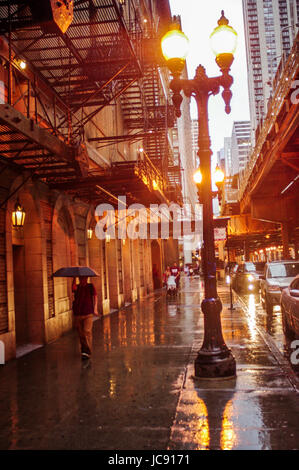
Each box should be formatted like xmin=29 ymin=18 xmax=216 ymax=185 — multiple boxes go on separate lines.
xmin=74 ymin=314 xmax=94 ymax=355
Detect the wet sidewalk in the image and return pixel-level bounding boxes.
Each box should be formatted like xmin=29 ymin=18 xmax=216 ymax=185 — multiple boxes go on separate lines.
xmin=0 ymin=277 xmax=299 ymax=450
xmin=169 ymin=283 xmax=299 ymax=450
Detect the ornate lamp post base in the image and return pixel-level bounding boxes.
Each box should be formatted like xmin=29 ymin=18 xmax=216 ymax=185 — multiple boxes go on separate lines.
xmin=194 ymin=297 xmax=236 ymax=379
xmin=194 ymin=349 xmax=236 ymax=379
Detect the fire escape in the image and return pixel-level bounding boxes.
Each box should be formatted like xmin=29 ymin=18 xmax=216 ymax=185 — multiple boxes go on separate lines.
xmin=0 ymin=0 xmax=182 ymax=208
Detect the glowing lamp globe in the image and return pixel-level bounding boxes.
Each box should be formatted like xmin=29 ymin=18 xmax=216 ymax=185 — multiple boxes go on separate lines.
xmin=161 ymin=28 xmax=189 ymax=74
xmin=193 ymin=169 xmax=203 ymax=185
xmin=210 ymin=11 xmax=237 ymax=70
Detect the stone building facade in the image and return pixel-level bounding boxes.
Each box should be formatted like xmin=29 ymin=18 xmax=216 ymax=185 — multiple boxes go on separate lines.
xmin=1 ymin=164 xmax=176 ymax=362
xmin=0 ymin=0 xmax=181 ymax=362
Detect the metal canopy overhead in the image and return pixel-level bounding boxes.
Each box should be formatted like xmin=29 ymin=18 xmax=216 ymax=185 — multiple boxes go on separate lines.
xmin=0 ymin=0 xmax=142 ymax=120
xmin=0 ymin=0 xmax=182 ymax=206
xmin=0 ymin=103 xmax=89 ymax=178
xmin=49 ymin=159 xmax=171 ymax=207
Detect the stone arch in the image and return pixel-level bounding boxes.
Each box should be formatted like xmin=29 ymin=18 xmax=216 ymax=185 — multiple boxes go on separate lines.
xmin=85 ymin=206 xmax=107 ymax=314
xmin=52 ymin=195 xmax=77 ymax=331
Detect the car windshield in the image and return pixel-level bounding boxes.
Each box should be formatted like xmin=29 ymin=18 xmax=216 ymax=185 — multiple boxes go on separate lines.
xmin=244 ymin=263 xmax=256 ymax=272
xmin=268 ymin=262 xmax=299 ymax=278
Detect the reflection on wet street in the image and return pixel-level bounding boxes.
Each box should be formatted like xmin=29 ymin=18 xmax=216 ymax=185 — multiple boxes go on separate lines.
xmin=170 ymin=280 xmax=299 ymax=450
xmin=236 ymin=290 xmax=299 ymax=377
xmin=0 ymin=277 xmax=299 ymax=450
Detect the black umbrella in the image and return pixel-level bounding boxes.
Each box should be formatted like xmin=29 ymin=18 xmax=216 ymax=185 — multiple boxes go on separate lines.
xmin=52 ymin=266 xmax=99 ymax=278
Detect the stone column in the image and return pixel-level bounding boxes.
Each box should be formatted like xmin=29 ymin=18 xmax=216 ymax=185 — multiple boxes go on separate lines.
xmin=101 ymin=240 xmax=110 ymax=315
xmin=144 ymin=240 xmax=153 ymax=294
xmin=88 ymin=236 xmax=104 ymax=315
xmin=106 ymin=239 xmax=124 ymax=310
xmin=138 ymin=239 xmax=146 ymax=298
xmin=122 ymin=239 xmax=132 ymax=304
xmin=132 ymin=239 xmax=140 ymax=300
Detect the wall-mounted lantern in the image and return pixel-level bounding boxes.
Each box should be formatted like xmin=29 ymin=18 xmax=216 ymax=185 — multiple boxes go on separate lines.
xmin=12 ymin=200 xmax=26 ymax=227
xmin=87 ymin=228 xmax=93 ymax=239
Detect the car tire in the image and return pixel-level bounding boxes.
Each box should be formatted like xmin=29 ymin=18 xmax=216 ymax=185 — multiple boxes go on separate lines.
xmin=281 ymin=307 xmax=295 ymax=340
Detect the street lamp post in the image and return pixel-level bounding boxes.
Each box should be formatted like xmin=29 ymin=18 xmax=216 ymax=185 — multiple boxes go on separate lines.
xmin=162 ymin=11 xmax=237 ymax=379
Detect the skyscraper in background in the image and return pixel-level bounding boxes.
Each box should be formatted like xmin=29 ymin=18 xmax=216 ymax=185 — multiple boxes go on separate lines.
xmin=242 ymin=0 xmax=299 ymax=136
xmin=218 ymin=122 xmax=251 ymax=178
xmin=171 ymin=60 xmax=200 ymax=265
xmin=231 ymin=121 xmax=252 ymax=176
xmin=216 ymin=147 xmax=225 ymax=173
xmin=223 ymin=137 xmax=232 ymax=178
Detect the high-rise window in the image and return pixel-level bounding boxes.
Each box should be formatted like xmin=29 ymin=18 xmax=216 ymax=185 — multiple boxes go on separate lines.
xmin=243 ymin=0 xmax=299 ymax=136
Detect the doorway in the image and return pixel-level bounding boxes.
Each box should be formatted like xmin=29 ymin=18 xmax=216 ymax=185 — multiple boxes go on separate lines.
xmin=10 ymin=191 xmax=45 ymax=357
xmin=151 ymin=240 xmax=162 ymax=289
xmin=13 ymin=244 xmax=27 ymax=347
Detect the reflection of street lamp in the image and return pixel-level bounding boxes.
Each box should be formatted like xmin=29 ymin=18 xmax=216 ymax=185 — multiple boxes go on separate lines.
xmin=162 ymin=11 xmax=237 ymax=378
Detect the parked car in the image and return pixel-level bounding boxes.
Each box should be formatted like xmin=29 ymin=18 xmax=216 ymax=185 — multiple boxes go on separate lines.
xmin=281 ymin=275 xmax=299 ymax=339
xmin=254 ymin=261 xmax=266 ymax=277
xmin=225 ymin=261 xmax=237 ymax=274
xmin=260 ymin=260 xmax=299 ymax=314
xmin=231 ymin=262 xmax=262 ymax=293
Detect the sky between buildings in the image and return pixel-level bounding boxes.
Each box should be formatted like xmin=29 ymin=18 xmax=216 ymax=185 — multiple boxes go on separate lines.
xmin=169 ymin=0 xmax=251 ymax=164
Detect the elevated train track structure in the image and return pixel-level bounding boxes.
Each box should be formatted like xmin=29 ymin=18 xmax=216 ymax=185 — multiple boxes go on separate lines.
xmin=223 ymin=34 xmax=299 ymax=259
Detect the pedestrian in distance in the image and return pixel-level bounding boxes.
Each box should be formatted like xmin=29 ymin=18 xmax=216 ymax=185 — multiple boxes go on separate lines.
xmin=170 ymin=262 xmax=180 ymax=289
xmin=167 ymin=274 xmax=177 ymax=297
xmin=163 ymin=266 xmax=171 ymax=287
xmin=72 ymin=276 xmax=99 ymax=360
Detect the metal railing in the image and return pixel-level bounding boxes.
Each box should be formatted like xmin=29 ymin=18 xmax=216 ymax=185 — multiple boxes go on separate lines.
xmin=134 ymin=150 xmax=184 ymax=205
xmin=135 ymin=150 xmax=165 ymax=194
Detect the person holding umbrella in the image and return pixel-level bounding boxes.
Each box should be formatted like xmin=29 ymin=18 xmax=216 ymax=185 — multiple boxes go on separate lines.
xmin=72 ymin=276 xmax=99 ymax=360
xmin=53 ymin=267 xmax=100 ymax=360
